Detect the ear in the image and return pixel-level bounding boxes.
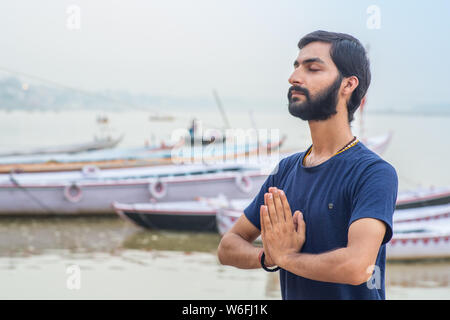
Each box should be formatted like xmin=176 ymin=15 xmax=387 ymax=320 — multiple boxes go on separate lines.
xmin=342 ymin=75 xmax=359 ymax=96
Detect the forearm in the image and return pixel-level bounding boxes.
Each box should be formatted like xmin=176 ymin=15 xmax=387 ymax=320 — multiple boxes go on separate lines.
xmin=279 ymin=247 xmax=370 ymax=285
xmin=218 ymin=233 xmax=262 ymax=269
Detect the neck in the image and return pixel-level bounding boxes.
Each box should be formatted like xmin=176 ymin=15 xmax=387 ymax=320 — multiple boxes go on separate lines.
xmin=307 ymin=111 xmax=354 ymax=157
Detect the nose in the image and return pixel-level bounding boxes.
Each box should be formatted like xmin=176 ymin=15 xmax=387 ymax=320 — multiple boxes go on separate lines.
xmin=288 ymin=67 xmax=304 ymax=87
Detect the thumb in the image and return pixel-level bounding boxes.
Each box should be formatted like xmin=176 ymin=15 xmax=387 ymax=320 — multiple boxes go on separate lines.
xmin=293 ymin=210 xmax=304 ymax=231
xmin=296 ymin=210 xmax=305 ymax=234
xmin=293 ymin=210 xmax=300 ymax=229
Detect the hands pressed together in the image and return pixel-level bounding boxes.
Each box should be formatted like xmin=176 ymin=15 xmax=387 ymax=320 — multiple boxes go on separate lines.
xmin=260 ymin=187 xmax=306 ymax=268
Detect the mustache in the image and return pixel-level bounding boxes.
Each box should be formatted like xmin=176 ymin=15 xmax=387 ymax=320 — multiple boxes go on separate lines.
xmin=288 ymin=86 xmax=310 ymax=100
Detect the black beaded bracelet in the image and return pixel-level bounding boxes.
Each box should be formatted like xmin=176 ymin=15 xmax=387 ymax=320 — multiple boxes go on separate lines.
xmin=260 ymin=251 xmax=280 ymax=272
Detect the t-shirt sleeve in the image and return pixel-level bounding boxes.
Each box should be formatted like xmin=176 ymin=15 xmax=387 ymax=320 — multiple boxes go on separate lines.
xmin=348 ymin=161 xmax=399 ymax=245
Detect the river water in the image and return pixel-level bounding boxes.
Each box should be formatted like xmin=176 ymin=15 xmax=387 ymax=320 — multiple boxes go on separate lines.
xmin=0 ymin=110 xmax=449 ymax=299
xmin=0 ymin=216 xmax=449 ymax=299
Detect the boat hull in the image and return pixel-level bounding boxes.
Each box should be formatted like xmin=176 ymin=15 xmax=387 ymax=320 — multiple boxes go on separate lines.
xmin=386 ymin=219 xmax=450 ymax=260
xmin=396 ymin=187 xmax=450 ymax=210
xmin=396 ymin=194 xmax=450 ymax=210
xmin=216 ymin=205 xmax=450 ymax=260
xmin=0 ymin=172 xmax=267 ymax=215
xmin=119 ymin=211 xmax=218 ymax=232
xmin=386 ymin=234 xmax=450 ymax=260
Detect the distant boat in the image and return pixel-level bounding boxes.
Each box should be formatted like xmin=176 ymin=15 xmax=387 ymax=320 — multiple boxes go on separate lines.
xmin=0 ymin=134 xmax=124 ymax=157
xmin=149 ymin=114 xmax=175 ymax=122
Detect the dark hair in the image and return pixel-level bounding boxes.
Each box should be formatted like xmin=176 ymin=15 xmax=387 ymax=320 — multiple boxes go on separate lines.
xmin=298 ymin=30 xmax=371 ymax=123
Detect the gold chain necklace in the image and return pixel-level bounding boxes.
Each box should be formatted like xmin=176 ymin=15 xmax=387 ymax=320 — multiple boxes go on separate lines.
xmin=303 ymin=136 xmax=359 ymax=167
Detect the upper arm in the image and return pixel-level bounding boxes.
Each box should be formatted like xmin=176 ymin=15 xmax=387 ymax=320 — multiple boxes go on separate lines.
xmin=348 ymin=161 xmax=398 ymax=245
xmin=227 ymin=213 xmax=261 ymax=243
xmin=347 ymin=217 xmax=386 ymax=268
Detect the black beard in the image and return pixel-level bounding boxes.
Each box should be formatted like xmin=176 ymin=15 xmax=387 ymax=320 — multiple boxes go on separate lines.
xmin=287 ymin=74 xmax=343 ymax=121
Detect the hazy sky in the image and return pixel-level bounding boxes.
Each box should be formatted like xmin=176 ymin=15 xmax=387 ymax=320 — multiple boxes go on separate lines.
xmin=0 ymin=0 xmax=449 ymax=111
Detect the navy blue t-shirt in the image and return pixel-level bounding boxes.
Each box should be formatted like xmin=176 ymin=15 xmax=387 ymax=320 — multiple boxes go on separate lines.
xmin=244 ymin=141 xmax=398 ymax=300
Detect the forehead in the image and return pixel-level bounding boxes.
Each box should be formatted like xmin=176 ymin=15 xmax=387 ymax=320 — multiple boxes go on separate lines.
xmin=296 ymin=41 xmax=334 ymax=65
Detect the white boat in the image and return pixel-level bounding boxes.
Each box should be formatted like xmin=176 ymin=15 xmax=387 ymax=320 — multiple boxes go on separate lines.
xmin=0 ymin=135 xmax=124 ymax=157
xmin=0 ymin=137 xmax=285 ymax=173
xmin=216 ymin=205 xmax=248 ymax=237
xmin=216 ymin=200 xmax=450 ymax=260
xmin=396 ymin=185 xmax=450 ymax=209
xmin=394 ymin=203 xmax=450 ymax=223
xmin=387 ymin=219 xmax=450 ymax=260
xmin=113 ymin=195 xmax=250 ymax=232
xmin=216 ymin=201 xmax=450 ymax=234
xmin=360 ymin=131 xmax=393 ymax=155
xmin=0 ymin=163 xmax=267 ymax=215
xmin=0 ymin=139 xmax=270 ymax=165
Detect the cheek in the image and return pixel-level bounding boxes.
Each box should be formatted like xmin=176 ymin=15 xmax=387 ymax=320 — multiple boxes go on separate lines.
xmin=309 ymin=74 xmax=337 ymax=95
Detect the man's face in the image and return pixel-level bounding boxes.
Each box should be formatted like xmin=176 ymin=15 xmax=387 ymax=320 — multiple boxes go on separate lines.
xmin=288 ymin=41 xmax=343 ymax=121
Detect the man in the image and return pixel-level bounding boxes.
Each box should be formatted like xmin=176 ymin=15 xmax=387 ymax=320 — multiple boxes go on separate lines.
xmin=217 ymin=30 xmax=398 ymax=300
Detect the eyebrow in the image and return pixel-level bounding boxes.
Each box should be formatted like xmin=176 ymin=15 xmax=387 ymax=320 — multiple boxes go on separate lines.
xmin=293 ymin=57 xmax=326 ymax=68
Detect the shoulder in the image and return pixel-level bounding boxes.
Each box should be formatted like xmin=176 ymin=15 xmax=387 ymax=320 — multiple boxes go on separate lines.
xmin=348 ymin=142 xmax=398 ymax=191
xmin=267 ymin=150 xmax=305 ymax=185
xmin=272 ymin=150 xmax=304 ymax=174
xmin=279 ymin=151 xmax=304 ymax=168
xmin=350 ymin=142 xmax=396 ymax=173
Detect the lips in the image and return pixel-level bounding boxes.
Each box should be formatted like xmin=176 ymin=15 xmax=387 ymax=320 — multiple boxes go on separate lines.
xmin=288 ymin=86 xmax=309 ymax=101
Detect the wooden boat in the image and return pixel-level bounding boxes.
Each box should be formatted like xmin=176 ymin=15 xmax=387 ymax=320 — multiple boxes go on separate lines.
xmin=216 ymin=199 xmax=450 ymax=260
xmin=215 ymin=202 xmax=450 ymax=235
xmin=216 ymin=205 xmax=247 ymax=237
xmin=396 ymin=186 xmax=450 ymax=209
xmin=149 ymin=114 xmax=175 ymax=122
xmin=113 ymin=200 xmax=219 ymax=232
xmin=113 ymin=196 xmax=250 ymax=232
xmin=0 ymin=137 xmax=284 ymax=173
xmin=0 ymin=163 xmax=267 ymax=215
xmin=0 ymin=134 xmax=124 ymax=157
xmin=360 ymin=131 xmax=393 ymax=155
xmin=387 ymin=219 xmax=450 ymax=260
xmin=394 ymin=203 xmax=450 ymax=223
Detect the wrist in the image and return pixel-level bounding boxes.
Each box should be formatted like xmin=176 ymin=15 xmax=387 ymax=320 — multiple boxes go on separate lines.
xmin=259 ymin=251 xmax=280 ymax=272
xmin=257 ymin=249 xmax=264 ymax=267
xmin=278 ymin=252 xmax=298 ymax=270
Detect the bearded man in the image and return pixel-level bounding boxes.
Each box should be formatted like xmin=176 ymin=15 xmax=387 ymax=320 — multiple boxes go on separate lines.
xmin=218 ymin=30 xmax=398 ymax=300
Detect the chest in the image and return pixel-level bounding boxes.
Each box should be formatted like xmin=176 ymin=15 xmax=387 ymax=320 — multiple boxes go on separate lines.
xmin=279 ymin=168 xmax=355 ymax=250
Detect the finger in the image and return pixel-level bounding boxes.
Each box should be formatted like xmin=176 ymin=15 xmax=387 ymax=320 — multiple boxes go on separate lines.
xmin=293 ymin=210 xmax=299 ymax=231
xmin=296 ymin=211 xmax=306 ymax=234
xmin=265 ymin=192 xmax=278 ymax=224
xmin=261 ymin=205 xmax=273 ymax=233
xmin=260 ymin=205 xmax=265 ymax=236
xmin=279 ymin=189 xmax=293 ymax=223
xmin=271 ymin=188 xmax=285 ymax=222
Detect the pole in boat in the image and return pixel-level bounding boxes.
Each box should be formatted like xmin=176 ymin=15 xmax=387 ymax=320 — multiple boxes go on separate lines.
xmin=212 ymin=89 xmax=231 ymax=130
